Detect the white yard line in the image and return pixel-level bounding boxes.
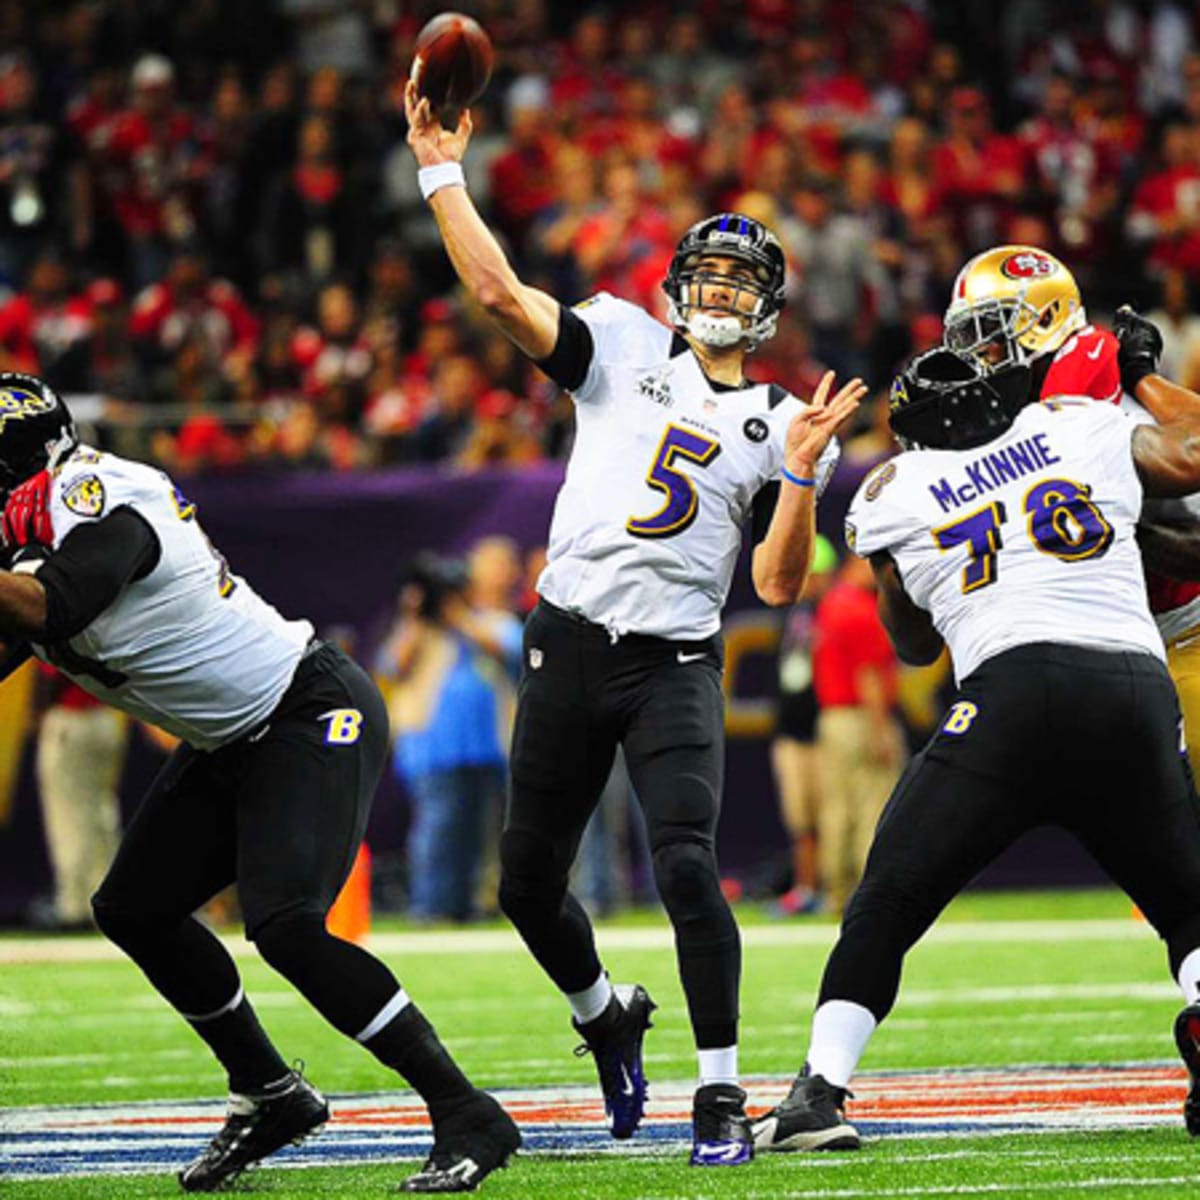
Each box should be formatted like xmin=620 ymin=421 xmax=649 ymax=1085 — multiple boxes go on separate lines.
xmin=0 ymin=918 xmax=1155 ymax=965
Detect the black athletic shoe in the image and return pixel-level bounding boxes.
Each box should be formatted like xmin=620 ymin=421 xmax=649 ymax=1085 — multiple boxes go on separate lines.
xmin=1174 ymin=1004 xmax=1200 ymax=1135
xmin=751 ymin=1065 xmax=860 ymax=1152
xmin=573 ymin=984 xmax=657 ymax=1139
xmin=178 ymin=1070 xmax=329 ymax=1191
xmin=401 ymin=1090 xmax=522 ymax=1193
xmin=690 ymin=1083 xmax=753 ymax=1166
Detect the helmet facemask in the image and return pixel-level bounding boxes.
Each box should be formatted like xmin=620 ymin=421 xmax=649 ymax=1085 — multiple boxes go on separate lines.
xmin=667 ymin=257 xmax=780 ymax=350
xmin=663 ymin=213 xmax=787 ymax=352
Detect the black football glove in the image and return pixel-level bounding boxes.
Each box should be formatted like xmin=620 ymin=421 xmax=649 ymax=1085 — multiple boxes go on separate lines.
xmin=1113 ymin=304 xmax=1164 ymax=394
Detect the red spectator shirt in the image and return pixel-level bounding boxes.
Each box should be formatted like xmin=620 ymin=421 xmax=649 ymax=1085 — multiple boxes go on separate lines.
xmin=0 ymin=292 xmax=95 ymax=376
xmin=812 ymin=582 xmax=897 ymax=709
xmin=1128 ymin=164 xmax=1200 ymax=277
xmin=130 ymin=279 xmax=258 ymax=362
xmin=102 ymin=108 xmax=206 ymax=237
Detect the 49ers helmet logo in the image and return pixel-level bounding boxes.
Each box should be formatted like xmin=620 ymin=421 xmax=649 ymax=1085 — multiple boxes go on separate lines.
xmin=999 ymin=251 xmax=1057 ymax=280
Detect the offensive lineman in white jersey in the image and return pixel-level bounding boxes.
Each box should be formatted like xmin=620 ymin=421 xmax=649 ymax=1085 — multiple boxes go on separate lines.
xmin=0 ymin=374 xmax=519 ymax=1194
xmin=752 ymin=333 xmax=1200 ymax=1153
xmin=405 ymin=85 xmax=863 ymax=1164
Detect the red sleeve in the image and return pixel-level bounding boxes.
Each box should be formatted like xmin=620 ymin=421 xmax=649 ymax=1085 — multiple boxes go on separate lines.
xmin=1040 ymin=326 xmax=1122 ymax=404
xmin=129 ymin=285 xmax=168 ymax=339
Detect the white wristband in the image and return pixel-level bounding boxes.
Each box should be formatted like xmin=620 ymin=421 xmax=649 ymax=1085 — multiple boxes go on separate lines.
xmin=418 ymin=162 xmax=466 ymax=201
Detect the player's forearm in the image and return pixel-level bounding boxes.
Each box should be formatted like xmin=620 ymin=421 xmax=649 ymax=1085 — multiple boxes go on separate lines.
xmin=752 ymin=480 xmax=815 ymax=607
xmin=428 ymin=186 xmax=556 ymax=359
xmin=1135 ymin=375 xmax=1200 ymax=432
xmin=0 ymin=572 xmax=47 ymax=639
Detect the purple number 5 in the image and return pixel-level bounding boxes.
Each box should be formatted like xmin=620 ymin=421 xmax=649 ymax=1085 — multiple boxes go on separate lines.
xmin=627 ymin=424 xmax=722 ymax=539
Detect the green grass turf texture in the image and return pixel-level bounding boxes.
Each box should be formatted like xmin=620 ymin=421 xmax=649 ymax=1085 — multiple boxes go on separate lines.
xmin=4 ymin=887 xmax=1195 ymax=1198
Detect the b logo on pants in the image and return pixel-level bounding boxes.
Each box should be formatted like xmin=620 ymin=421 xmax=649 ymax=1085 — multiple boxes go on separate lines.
xmin=942 ymin=701 xmax=979 ymax=736
xmin=320 ymin=708 xmax=363 ymax=745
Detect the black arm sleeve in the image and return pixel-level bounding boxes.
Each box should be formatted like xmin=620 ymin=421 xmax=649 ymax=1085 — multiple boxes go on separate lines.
xmin=37 ymin=508 xmax=161 ymax=642
xmin=535 ymin=304 xmax=595 ymax=392
xmin=751 ymin=481 xmax=781 ymax=546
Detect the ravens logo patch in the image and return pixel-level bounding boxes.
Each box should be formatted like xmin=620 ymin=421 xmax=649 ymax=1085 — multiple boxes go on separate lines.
xmin=63 ymin=475 xmax=106 ymax=518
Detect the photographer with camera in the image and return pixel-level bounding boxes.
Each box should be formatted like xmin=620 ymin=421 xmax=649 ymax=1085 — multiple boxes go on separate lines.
xmin=377 ymin=550 xmax=516 ymax=922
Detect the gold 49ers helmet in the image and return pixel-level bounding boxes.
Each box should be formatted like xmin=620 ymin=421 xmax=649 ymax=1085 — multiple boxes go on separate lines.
xmin=943 ymin=246 xmax=1087 ymax=371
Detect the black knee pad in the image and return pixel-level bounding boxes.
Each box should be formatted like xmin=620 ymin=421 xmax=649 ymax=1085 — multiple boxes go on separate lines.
xmin=91 ymin=893 xmax=165 ymax=953
xmin=253 ymin=910 xmax=327 ymax=977
xmin=652 ymin=838 xmax=722 ymax=920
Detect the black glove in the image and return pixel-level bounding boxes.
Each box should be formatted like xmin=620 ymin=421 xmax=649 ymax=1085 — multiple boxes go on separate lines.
xmin=1113 ymin=304 xmax=1164 ymax=394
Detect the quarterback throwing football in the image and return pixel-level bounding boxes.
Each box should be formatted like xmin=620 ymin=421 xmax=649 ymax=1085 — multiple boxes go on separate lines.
xmin=406 ymin=84 xmax=862 ymax=1164
xmin=752 ymin=318 xmax=1200 ymax=1153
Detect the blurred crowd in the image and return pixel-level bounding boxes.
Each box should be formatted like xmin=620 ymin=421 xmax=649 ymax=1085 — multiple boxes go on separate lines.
xmin=4 ymin=0 xmax=1200 ymax=477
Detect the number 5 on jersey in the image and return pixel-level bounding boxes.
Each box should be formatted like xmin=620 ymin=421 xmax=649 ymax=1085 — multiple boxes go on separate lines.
xmin=627 ymin=424 xmax=721 ymax=539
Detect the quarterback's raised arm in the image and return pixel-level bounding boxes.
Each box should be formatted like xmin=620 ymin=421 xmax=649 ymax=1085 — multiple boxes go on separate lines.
xmin=406 ymin=82 xmax=559 ymax=361
xmin=752 ymin=373 xmax=865 ymax=606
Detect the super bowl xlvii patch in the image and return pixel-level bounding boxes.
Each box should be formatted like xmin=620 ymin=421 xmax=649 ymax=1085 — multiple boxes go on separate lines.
xmin=62 ymin=475 xmax=106 ymax=518
xmin=637 ymin=366 xmax=674 ymax=408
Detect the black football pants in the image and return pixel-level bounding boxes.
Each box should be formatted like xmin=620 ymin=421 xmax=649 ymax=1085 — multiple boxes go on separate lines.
xmin=499 ymin=599 xmax=740 ymax=1049
xmin=819 ymin=643 xmax=1200 ymax=1022
xmin=91 ymin=643 xmax=405 ymax=1050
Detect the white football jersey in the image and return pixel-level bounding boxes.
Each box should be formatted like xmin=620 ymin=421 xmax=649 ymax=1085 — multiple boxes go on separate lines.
xmin=846 ymin=399 xmax=1163 ymax=683
xmin=31 ymin=446 xmax=313 ymax=749
xmin=537 ymin=293 xmax=838 ymax=639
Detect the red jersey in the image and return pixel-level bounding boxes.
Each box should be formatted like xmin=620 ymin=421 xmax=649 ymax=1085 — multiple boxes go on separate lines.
xmin=812 ymin=582 xmax=897 ymax=709
xmin=1041 ymin=324 xmax=1121 ymax=406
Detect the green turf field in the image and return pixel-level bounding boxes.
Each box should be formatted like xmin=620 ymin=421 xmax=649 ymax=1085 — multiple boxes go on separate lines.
xmin=2 ymin=888 xmax=1196 ymax=1197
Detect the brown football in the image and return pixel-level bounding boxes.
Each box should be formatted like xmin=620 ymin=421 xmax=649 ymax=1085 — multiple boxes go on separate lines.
xmin=411 ymin=12 xmax=494 ymax=109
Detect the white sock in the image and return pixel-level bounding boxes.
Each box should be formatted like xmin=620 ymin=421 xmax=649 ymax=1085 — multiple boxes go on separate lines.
xmin=806 ymin=999 xmax=877 ymax=1088
xmin=566 ymin=972 xmax=614 ymax=1025
xmin=698 ymin=1045 xmax=738 ymax=1087
xmin=1178 ymin=948 xmax=1200 ymax=1004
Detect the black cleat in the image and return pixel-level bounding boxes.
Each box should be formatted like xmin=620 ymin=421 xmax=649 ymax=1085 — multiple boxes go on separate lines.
xmin=401 ymin=1090 xmax=521 ymax=1193
xmin=573 ymin=984 xmax=657 ymax=1139
xmin=751 ymin=1064 xmax=860 ymax=1152
xmin=1174 ymin=1003 xmax=1200 ymax=1135
xmin=178 ymin=1070 xmax=329 ymax=1191
xmin=690 ymin=1083 xmax=753 ymax=1166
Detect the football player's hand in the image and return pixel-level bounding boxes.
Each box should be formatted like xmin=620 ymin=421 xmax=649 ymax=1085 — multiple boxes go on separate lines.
xmin=405 ymin=79 xmax=473 ymax=167
xmin=1114 ymin=305 xmax=1164 ymax=394
xmin=2 ymin=470 xmax=54 ymax=553
xmin=787 ymin=372 xmax=867 ymax=476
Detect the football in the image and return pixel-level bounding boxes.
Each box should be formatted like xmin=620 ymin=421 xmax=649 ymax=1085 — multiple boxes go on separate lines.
xmin=411 ymin=12 xmax=494 ymax=110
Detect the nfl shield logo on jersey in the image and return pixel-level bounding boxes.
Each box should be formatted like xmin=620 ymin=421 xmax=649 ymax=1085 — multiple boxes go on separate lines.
xmin=529 ymin=647 xmax=543 ymax=670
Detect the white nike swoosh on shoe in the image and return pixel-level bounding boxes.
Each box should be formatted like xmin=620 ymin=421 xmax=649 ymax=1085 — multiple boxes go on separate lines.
xmin=677 ymin=651 xmax=706 ymax=664
xmin=615 ymin=1062 xmax=635 ymax=1098
xmin=697 ymin=1142 xmax=747 ymax=1163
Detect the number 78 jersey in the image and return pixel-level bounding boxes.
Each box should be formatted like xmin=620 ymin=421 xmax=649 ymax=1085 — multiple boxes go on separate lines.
xmin=845 ymin=398 xmax=1164 ymax=683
